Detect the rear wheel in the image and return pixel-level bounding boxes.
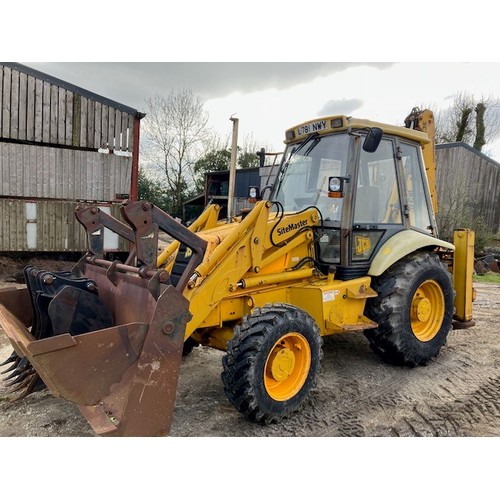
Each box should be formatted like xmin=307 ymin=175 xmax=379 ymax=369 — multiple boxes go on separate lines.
xmin=365 ymin=252 xmax=454 ymax=367
xmin=222 ymin=304 xmax=323 ymax=424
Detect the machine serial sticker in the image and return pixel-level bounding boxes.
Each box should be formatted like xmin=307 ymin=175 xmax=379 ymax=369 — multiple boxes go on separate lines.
xmin=323 ymin=290 xmax=340 ymax=302
xmin=298 ymin=120 xmax=327 ymax=135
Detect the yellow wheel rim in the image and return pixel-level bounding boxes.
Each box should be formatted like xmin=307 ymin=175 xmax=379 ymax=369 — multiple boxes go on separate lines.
xmin=410 ymin=280 xmax=445 ymax=342
xmin=264 ymin=332 xmax=311 ymax=401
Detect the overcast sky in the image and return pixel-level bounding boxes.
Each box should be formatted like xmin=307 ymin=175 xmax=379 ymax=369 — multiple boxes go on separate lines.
xmin=20 ymin=62 xmax=500 ymax=161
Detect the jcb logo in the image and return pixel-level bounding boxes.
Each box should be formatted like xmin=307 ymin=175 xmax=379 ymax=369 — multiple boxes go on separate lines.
xmin=355 ymin=235 xmax=372 ymax=255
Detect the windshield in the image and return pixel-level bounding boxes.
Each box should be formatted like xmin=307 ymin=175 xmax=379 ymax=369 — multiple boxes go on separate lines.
xmin=271 ymin=133 xmax=349 ymax=222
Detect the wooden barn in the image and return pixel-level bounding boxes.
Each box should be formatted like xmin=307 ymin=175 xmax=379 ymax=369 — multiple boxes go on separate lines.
xmin=0 ymin=62 xmax=144 ymax=252
xmin=435 ymin=142 xmax=500 ymax=236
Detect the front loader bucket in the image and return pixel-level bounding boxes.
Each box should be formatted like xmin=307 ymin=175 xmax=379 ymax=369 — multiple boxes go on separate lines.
xmin=0 ymin=260 xmax=191 ymax=437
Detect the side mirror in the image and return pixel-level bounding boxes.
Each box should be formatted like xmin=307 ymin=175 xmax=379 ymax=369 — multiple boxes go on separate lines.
xmin=363 ymin=127 xmax=383 ymax=153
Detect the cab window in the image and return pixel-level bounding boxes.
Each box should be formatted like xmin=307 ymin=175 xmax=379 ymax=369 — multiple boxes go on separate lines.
xmin=400 ymin=143 xmax=432 ymax=233
xmin=273 ymin=133 xmax=348 ymax=219
xmin=354 ymin=139 xmax=402 ymax=224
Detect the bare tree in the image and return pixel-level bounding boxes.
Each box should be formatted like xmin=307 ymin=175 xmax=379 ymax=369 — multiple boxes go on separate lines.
xmin=141 ymin=89 xmax=212 ymax=218
xmin=435 ymin=91 xmax=500 ymax=153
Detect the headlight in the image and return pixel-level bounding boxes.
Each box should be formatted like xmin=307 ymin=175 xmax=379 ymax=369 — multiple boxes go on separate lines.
xmin=248 ymin=186 xmax=260 ymax=202
xmin=328 ymin=176 xmax=345 ymax=198
xmin=329 ymin=177 xmax=341 ymax=192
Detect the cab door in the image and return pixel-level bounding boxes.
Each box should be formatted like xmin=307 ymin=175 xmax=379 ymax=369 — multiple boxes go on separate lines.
xmin=397 ymin=141 xmax=436 ymax=235
xmin=341 ymin=137 xmax=405 ymax=278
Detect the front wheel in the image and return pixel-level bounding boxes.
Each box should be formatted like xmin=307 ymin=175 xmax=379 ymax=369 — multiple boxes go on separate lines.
xmin=222 ymin=304 xmax=323 ymax=424
xmin=365 ymin=252 xmax=454 ymax=367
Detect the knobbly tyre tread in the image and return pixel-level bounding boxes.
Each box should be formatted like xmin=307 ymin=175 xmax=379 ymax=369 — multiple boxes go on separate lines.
xmin=221 ymin=303 xmax=323 ymax=424
xmin=365 ymin=251 xmax=454 ymax=367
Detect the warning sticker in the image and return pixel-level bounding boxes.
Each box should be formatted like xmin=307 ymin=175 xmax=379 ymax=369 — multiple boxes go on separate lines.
xmin=323 ymin=290 xmax=340 ymax=302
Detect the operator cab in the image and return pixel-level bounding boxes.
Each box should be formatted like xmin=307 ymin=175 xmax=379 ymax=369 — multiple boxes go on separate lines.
xmin=270 ymin=116 xmax=436 ymax=279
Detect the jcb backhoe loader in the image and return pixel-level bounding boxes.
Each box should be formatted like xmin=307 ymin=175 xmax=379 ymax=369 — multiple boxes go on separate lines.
xmin=0 ymin=108 xmax=475 ymax=436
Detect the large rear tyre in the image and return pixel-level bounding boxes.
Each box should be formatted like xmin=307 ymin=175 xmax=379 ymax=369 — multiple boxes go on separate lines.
xmin=365 ymin=252 xmax=454 ymax=367
xmin=222 ymin=304 xmax=323 ymax=424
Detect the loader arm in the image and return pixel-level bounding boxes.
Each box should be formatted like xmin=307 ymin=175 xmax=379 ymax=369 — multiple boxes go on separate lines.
xmin=111 ymin=200 xmax=320 ymax=340
xmin=157 ymin=203 xmax=221 ymax=270
xmin=182 ymin=201 xmax=320 ymax=338
xmin=75 ymin=204 xmax=137 ymax=265
xmin=121 ymin=201 xmax=208 ymax=290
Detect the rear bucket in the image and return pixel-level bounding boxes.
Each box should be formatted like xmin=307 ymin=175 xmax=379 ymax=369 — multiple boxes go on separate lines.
xmin=0 ymin=261 xmax=191 ymax=437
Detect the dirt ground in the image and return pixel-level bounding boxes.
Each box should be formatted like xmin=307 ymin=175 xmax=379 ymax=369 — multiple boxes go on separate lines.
xmin=0 ymin=255 xmax=499 ymax=437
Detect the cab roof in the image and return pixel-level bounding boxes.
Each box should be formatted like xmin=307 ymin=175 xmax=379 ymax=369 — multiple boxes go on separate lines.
xmin=284 ymin=115 xmax=430 ymax=145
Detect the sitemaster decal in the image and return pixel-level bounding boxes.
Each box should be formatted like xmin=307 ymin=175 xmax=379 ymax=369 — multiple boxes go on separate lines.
xmin=277 ymin=219 xmax=308 ymax=236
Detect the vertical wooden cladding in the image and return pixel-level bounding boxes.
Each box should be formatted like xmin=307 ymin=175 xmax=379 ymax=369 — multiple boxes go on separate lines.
xmin=10 ymin=69 xmax=19 ymax=140
xmin=42 ymin=80 xmax=51 ymax=143
xmin=0 ymin=142 xmax=132 ymax=202
xmin=0 ymin=64 xmax=136 ymax=152
xmin=73 ymin=98 xmax=134 ymax=151
xmin=34 ymin=77 xmax=43 ymax=142
xmin=436 ymin=145 xmax=500 ymax=233
xmin=0 ymin=198 xmax=128 ymax=251
xmin=1 ymin=65 xmax=11 ymax=137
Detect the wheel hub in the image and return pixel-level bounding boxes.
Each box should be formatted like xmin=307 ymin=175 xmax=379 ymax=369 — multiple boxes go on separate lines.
xmin=264 ymin=332 xmax=311 ymax=401
xmin=269 ymin=347 xmax=296 ymax=382
xmin=410 ymin=280 xmax=445 ymax=342
xmin=412 ymin=296 xmax=432 ymax=322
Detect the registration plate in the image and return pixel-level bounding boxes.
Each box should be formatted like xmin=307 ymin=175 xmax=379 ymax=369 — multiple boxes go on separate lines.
xmin=298 ymin=119 xmax=327 ymax=136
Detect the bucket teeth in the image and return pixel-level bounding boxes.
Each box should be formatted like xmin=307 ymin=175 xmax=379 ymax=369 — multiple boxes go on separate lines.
xmin=5 ymin=367 xmax=35 ymax=387
xmin=1 ymin=355 xmax=42 ymax=401
xmin=1 ymin=356 xmax=22 ymax=375
xmin=1 ymin=370 xmax=45 ymax=400
xmin=2 ymin=358 xmax=29 ymax=379
xmin=5 ymin=376 xmax=32 ymax=394
xmin=8 ymin=374 xmax=40 ymax=402
xmin=0 ymin=351 xmax=19 ymax=367
xmin=12 ymin=373 xmax=40 ymax=402
xmin=4 ymin=368 xmax=22 ymax=381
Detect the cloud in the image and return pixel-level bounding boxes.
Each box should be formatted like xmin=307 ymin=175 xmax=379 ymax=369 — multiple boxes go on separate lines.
xmin=22 ymin=62 xmax=392 ymax=111
xmin=317 ymin=98 xmax=364 ymax=116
